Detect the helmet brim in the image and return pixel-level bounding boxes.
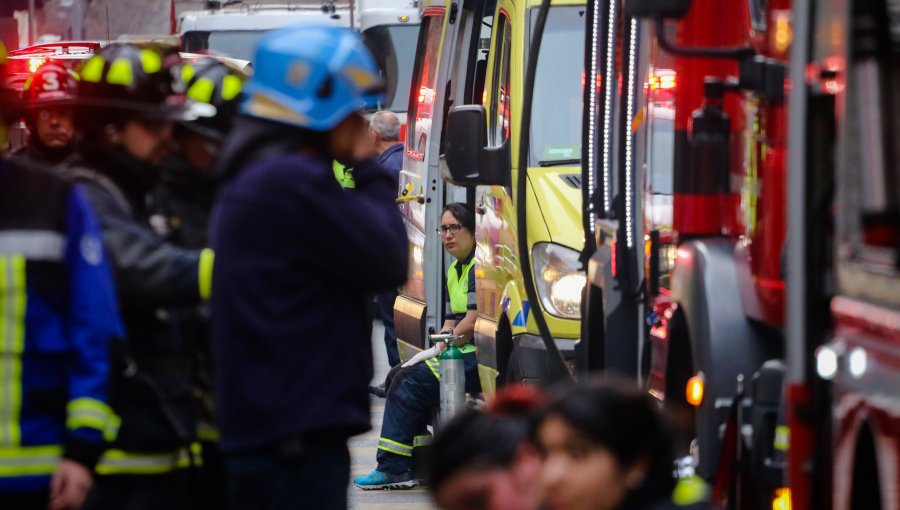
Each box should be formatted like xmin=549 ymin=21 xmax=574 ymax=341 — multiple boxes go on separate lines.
xmin=22 ymin=98 xmax=79 ymax=110
xmin=177 ymin=120 xmax=226 ymax=142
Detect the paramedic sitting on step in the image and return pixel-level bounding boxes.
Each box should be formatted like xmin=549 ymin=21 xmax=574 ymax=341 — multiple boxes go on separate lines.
xmin=355 ymin=202 xmax=481 ymax=490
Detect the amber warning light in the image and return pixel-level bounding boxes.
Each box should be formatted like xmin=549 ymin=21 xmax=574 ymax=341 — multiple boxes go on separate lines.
xmin=685 ymin=373 xmax=704 ymax=407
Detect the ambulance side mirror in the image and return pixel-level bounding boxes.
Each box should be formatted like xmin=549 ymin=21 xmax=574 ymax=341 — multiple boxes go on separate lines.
xmin=624 ymin=0 xmax=691 ymax=19
xmin=444 ymin=105 xmax=510 ymax=187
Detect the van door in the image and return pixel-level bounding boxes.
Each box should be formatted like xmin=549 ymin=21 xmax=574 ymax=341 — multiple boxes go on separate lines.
xmin=395 ymin=6 xmax=449 ymax=358
xmin=396 ymin=0 xmax=500 ymax=359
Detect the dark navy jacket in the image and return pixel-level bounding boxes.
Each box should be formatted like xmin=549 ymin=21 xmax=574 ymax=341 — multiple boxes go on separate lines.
xmin=210 ymin=119 xmax=408 ymax=453
xmin=376 ymin=142 xmax=404 ymax=174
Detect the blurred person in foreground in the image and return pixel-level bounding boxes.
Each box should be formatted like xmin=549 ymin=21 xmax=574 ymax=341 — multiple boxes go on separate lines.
xmin=14 ymin=61 xmax=79 ymax=164
xmin=209 ymin=26 xmax=407 ymax=510
xmin=429 ymin=384 xmax=547 ymax=510
xmin=68 ymin=43 xmax=216 ymax=510
xmin=148 ymin=57 xmax=248 ymax=509
xmin=535 ymin=378 xmax=710 ymax=510
xmin=0 ymin=42 xmax=122 ymax=510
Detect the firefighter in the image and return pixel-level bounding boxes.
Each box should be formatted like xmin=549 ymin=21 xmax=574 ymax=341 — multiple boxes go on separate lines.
xmin=150 ymin=57 xmax=246 ymax=248
xmin=0 ymin=43 xmax=122 ymax=510
xmin=65 ymin=43 xmax=215 ymax=510
xmin=355 ymin=202 xmax=482 ymax=490
xmin=14 ymin=61 xmax=79 ymax=164
xmin=209 ymin=26 xmax=407 ymax=509
xmin=148 ymin=57 xmax=247 ymax=508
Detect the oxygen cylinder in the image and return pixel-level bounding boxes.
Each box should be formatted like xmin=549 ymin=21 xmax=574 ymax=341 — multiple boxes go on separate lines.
xmin=438 ymin=342 xmax=466 ymax=423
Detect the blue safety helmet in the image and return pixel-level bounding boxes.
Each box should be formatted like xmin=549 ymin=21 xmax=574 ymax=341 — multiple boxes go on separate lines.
xmin=241 ymin=26 xmax=384 ymax=131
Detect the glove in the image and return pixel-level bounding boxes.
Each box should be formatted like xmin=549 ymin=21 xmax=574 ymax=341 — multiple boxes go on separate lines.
xmin=402 ymin=345 xmax=441 ymax=367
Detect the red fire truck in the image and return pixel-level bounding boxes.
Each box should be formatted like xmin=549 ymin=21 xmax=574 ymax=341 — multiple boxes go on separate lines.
xmin=580 ymin=0 xmax=899 ymax=507
xmin=582 ymin=0 xmax=791 ymax=497
xmin=784 ymin=0 xmax=899 ymax=508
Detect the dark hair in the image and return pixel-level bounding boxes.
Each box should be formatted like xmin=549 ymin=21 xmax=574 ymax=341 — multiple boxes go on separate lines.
xmin=537 ymin=378 xmax=676 ymax=509
xmin=429 ymin=385 xmax=545 ymax=494
xmin=442 ymin=202 xmax=475 ymax=234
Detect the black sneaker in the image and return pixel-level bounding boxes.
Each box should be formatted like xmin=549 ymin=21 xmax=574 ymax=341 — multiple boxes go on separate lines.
xmin=368 ymin=383 xmax=387 ymax=398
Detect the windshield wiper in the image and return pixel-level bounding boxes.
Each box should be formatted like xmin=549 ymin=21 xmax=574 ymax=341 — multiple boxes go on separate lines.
xmin=538 ymin=158 xmax=581 ymax=167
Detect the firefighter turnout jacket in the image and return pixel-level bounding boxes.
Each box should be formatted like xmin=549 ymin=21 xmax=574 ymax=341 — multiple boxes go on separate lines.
xmin=0 ymin=157 xmax=122 ymax=493
xmin=66 ymin=149 xmax=213 ymax=475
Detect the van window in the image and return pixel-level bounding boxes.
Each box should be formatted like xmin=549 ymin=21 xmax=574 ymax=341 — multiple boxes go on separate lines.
xmin=488 ymin=13 xmax=512 ymax=146
xmin=529 ymin=6 xmax=585 ymax=166
xmin=363 ymin=24 xmax=419 ymax=113
xmin=182 ymin=30 xmax=261 ymax=62
xmin=407 ymin=14 xmax=445 ymax=159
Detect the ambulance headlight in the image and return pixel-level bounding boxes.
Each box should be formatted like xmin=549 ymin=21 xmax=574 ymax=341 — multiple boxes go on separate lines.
xmin=532 ymin=243 xmax=586 ymax=319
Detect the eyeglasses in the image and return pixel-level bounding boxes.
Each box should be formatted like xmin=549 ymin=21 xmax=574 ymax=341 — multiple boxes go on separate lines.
xmin=436 ymin=224 xmax=463 ymax=236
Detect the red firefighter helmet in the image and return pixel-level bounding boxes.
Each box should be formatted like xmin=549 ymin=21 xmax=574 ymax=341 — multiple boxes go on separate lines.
xmin=22 ymin=61 xmax=79 ymax=110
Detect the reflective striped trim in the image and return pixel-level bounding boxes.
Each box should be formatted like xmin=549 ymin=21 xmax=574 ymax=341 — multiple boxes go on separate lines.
xmin=413 ymin=435 xmax=431 ymax=448
xmin=66 ymin=398 xmax=120 ymax=442
xmin=0 ymin=256 xmax=26 ymax=448
xmin=377 ymin=438 xmax=413 ymax=457
xmin=0 ymin=231 xmax=65 ymax=261
xmin=96 ymin=443 xmax=202 ymax=475
xmin=425 ymin=358 xmax=440 ymax=380
xmin=774 ymin=425 xmax=790 ymax=451
xmin=0 ymin=445 xmax=62 ymax=477
xmin=197 ymin=422 xmax=220 ymax=442
xmin=199 ymin=248 xmax=214 ymax=300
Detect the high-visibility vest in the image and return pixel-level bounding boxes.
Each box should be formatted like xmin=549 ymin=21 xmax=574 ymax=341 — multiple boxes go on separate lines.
xmin=332 ymin=161 xmax=355 ymax=189
xmin=446 ymin=257 xmax=477 ymax=354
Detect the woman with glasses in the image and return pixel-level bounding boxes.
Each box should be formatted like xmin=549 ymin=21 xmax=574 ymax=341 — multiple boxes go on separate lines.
xmin=356 ymin=202 xmax=482 ymax=490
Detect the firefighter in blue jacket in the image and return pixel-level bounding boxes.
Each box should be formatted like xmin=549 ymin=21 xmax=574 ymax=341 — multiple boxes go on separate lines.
xmin=210 ymin=26 xmax=407 ymax=509
xmin=0 ymin=42 xmax=123 ymax=510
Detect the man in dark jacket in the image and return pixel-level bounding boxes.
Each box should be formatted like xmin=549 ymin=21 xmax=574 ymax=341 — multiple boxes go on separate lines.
xmin=68 ymin=44 xmax=215 ymax=510
xmin=369 ymin=110 xmax=404 ymax=370
xmin=371 ymin=110 xmax=404 ymax=174
xmin=210 ymin=26 xmax=407 ymax=510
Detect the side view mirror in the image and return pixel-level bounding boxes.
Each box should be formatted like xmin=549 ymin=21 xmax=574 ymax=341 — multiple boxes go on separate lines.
xmin=624 ymin=0 xmax=692 ymax=20
xmin=444 ymin=105 xmax=510 ymax=187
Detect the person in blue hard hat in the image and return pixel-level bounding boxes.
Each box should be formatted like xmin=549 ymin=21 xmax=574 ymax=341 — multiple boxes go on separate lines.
xmin=209 ymin=26 xmax=407 ymax=510
xmin=0 ymin=41 xmax=123 ymax=510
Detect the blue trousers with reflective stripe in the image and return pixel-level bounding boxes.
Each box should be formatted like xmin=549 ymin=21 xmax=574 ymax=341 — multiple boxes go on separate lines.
xmin=376 ymin=352 xmax=478 ymax=475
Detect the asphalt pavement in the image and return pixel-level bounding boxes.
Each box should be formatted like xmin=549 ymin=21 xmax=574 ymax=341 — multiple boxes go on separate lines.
xmin=347 ymin=320 xmax=435 ymax=510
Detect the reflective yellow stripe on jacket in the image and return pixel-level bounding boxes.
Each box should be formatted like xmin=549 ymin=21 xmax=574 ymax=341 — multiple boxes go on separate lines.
xmin=66 ymin=398 xmax=120 ymax=442
xmin=0 ymin=445 xmax=63 ymax=477
xmin=96 ymin=443 xmax=202 ymax=476
xmin=0 ymin=256 xmax=27 ymax=450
